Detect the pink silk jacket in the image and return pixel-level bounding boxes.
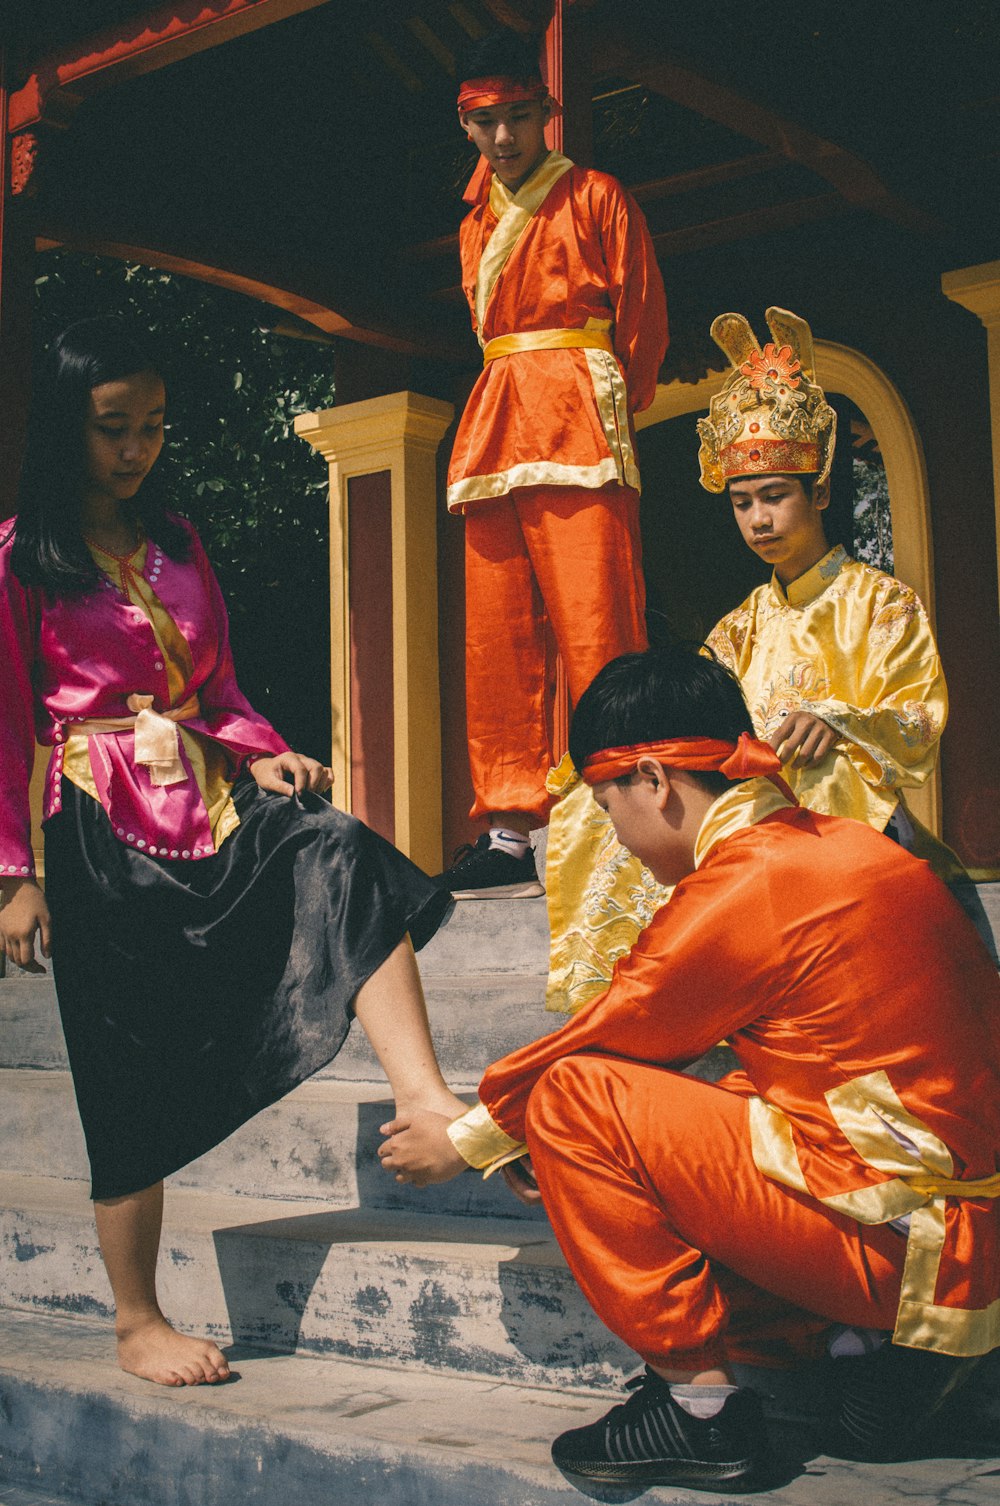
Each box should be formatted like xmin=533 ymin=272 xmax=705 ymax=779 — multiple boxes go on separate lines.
xmin=0 ymin=518 xmax=289 ymax=875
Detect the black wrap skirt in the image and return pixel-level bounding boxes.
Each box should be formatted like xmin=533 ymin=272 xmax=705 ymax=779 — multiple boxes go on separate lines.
xmin=44 ymin=776 xmax=450 ymax=1200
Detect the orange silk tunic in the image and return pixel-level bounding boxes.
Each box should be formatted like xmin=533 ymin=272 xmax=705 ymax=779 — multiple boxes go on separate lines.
xmin=446 ymin=153 xmax=668 ymax=513
xmin=478 ymin=793 xmax=1000 ymax=1355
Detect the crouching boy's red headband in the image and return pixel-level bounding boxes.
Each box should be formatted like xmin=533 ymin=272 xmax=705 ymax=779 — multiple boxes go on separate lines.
xmin=581 ymin=732 xmax=796 ymax=803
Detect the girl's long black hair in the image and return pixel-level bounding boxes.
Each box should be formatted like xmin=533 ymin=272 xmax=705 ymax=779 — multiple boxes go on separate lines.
xmin=7 ymin=316 xmax=189 ymax=594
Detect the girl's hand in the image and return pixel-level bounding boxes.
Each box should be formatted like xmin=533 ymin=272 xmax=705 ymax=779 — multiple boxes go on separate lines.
xmin=250 ymin=753 xmax=334 ymax=797
xmin=0 ymin=879 xmax=52 ymax=973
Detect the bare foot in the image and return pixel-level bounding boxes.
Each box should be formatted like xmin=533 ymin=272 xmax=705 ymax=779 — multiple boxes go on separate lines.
xmin=117 ymin=1315 xmax=231 ymax=1387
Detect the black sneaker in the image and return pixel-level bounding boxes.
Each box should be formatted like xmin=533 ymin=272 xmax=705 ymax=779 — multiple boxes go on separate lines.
xmin=433 ymin=833 xmax=543 ymax=899
xmin=551 ymin=1368 xmax=768 ymax=1489
xmin=830 ymin=1341 xmax=981 ymax=1461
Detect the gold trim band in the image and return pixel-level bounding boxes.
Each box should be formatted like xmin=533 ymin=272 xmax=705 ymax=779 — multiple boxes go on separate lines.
xmin=483 ymin=328 xmax=615 ymax=363
xmin=906 ymin=1170 xmax=1000 ymax=1198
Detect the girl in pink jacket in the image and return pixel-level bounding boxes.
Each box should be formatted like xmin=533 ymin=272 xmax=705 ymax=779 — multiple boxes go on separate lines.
xmin=0 ymin=318 xmax=463 ymax=1389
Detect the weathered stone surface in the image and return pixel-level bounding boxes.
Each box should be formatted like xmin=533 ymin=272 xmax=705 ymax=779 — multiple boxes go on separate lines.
xmin=0 ymin=1070 xmax=546 ymax=1220
xmin=1 ymin=1310 xmax=999 ymax=1506
xmin=0 ymin=1175 xmax=631 ymax=1390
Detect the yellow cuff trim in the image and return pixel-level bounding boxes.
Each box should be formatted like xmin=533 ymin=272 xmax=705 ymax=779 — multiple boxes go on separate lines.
xmin=446 ymin=1101 xmax=528 ymax=1177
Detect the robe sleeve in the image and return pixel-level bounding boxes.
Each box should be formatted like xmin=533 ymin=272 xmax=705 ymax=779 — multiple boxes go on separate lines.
xmin=704 ymin=604 xmax=752 ymax=675
xmin=798 ymin=581 xmax=947 ymax=792
xmin=597 ymin=179 xmax=668 ymax=415
xmin=186 ymin=528 xmax=290 ymax=770
xmin=476 ymin=854 xmax=766 ymax=1147
xmin=0 ymin=544 xmax=39 ymax=876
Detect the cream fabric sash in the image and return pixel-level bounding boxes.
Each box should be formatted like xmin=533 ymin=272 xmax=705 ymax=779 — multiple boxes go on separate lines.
xmin=475 ymin=151 xmax=574 ymax=344
xmin=71 ymin=693 xmax=200 ymax=787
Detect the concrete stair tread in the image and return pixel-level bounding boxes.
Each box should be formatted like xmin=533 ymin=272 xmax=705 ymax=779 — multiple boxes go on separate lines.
xmin=0 ymin=1487 xmax=80 ymax=1506
xmin=0 ymin=1172 xmax=563 ymax=1264
xmin=416 ymin=894 xmax=549 ymax=977
xmin=1 ymin=1171 xmax=625 ymax=1390
xmin=0 ymin=1071 xmax=552 ymax=1221
xmin=0 ymin=970 xmax=559 ymax=1082
xmin=2 ymin=1309 xmax=1000 ymax=1506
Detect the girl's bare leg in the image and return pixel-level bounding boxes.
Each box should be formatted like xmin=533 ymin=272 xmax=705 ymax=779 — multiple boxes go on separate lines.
xmin=354 ymin=936 xmax=467 ymax=1120
xmin=92 ymin=938 xmax=454 ymax=1386
xmin=94 ymin=1182 xmax=230 ymax=1386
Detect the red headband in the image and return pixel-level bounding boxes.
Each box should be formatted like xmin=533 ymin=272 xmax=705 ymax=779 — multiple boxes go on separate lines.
xmin=581 ymin=732 xmax=797 ymax=803
xmin=457 ymin=77 xmax=549 ymax=113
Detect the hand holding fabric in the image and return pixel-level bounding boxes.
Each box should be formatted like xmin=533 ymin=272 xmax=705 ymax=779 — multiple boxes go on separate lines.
xmin=769 ymin=711 xmax=838 ymax=769
xmin=250 ymin=752 xmax=334 ymax=797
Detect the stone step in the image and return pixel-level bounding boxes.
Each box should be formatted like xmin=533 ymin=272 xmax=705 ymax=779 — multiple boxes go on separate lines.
xmin=327 ymin=973 xmax=558 ymax=1083
xmin=0 ymin=1174 xmax=632 ymax=1391
xmin=416 ymin=894 xmax=550 ymax=976
xmin=0 ymin=972 xmax=559 ymax=1083
xmin=1 ymin=1308 xmax=999 ymax=1506
xmin=0 ymin=1485 xmax=80 ymax=1506
xmin=0 ymin=1070 xmax=547 ymax=1223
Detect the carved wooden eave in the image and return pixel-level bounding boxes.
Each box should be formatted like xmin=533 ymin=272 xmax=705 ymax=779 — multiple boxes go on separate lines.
xmin=6 ymin=0 xmax=473 ymax=362
xmin=7 ymin=0 xmax=334 ymax=133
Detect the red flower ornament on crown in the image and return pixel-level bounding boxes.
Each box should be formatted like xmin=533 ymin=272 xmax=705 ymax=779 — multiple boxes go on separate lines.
xmin=741 ymin=343 xmax=801 ymax=392
xmin=696 ymin=308 xmax=836 ymax=493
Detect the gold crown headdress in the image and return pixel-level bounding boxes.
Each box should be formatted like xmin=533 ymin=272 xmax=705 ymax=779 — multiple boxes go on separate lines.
xmin=696 ymin=307 xmax=836 ymax=493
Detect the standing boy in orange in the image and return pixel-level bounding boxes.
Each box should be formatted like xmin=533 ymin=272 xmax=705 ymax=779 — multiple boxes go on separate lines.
xmin=435 ymin=31 xmax=668 ymax=898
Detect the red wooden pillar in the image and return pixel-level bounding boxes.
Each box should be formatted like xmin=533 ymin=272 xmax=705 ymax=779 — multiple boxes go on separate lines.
xmin=541 ymin=1 xmax=593 ymax=756
xmin=0 ymin=50 xmax=36 ymax=521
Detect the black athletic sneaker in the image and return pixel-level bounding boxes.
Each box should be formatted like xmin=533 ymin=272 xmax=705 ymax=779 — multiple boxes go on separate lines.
xmin=830 ymin=1341 xmax=980 ymax=1462
xmin=550 ymin=1368 xmax=768 ymax=1489
xmin=433 ymin=833 xmax=543 ymax=899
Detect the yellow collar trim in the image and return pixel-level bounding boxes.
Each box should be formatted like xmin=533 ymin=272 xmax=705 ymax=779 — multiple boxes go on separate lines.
xmin=771 ymin=544 xmax=849 ymax=609
xmin=693 ymin=777 xmax=795 ymax=868
xmin=474 ymin=151 xmax=573 ymax=343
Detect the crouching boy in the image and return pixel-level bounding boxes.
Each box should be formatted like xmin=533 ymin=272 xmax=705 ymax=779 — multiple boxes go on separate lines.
xmin=380 ymin=644 xmax=1000 ymax=1490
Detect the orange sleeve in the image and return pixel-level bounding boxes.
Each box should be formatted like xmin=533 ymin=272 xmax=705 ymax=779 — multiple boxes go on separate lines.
xmin=479 ymin=849 xmax=766 ymax=1143
xmin=596 ymin=179 xmax=668 ymax=413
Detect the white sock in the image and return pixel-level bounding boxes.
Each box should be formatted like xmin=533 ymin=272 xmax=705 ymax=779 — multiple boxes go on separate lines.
xmin=488 ymin=827 xmax=530 ymax=859
xmin=668 ymin=1383 xmax=738 ymax=1419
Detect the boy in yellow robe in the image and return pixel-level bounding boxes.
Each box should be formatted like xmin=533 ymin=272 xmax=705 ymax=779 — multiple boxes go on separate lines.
xmin=546 ymin=307 xmax=956 ymax=1015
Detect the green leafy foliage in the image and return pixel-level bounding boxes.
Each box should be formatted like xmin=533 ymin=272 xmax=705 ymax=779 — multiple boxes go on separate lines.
xmin=34 ymin=252 xmax=336 ymax=757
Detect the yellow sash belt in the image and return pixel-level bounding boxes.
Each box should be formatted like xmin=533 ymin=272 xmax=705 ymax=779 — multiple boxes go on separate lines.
xmin=483 ymin=327 xmax=615 ymax=364
xmin=905 ymin=1170 xmax=1000 ymax=1199
xmin=71 ymin=693 xmax=201 ymax=787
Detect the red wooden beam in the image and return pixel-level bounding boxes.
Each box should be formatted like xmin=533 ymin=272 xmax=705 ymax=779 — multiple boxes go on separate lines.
xmin=9 ymin=0 xmax=332 ymax=133
xmin=598 ymin=34 xmax=946 ymax=240
xmin=35 ymin=225 xmax=470 ymax=362
xmin=649 ymin=192 xmax=851 ymax=256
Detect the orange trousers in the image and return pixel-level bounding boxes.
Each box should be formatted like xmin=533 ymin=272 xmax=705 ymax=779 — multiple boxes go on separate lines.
xmin=524 ymin=1058 xmax=909 ymax=1372
xmin=464 ymin=483 xmax=647 ymax=823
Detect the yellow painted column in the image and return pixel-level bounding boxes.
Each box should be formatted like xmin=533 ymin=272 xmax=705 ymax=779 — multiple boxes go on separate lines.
xmin=941 ymin=260 xmax=1000 ymax=608
xmin=295 ymin=391 xmax=454 ymax=872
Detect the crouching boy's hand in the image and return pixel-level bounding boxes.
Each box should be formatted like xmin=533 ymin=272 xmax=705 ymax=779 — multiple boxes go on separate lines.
xmin=378 ymin=1111 xmax=468 ymax=1186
